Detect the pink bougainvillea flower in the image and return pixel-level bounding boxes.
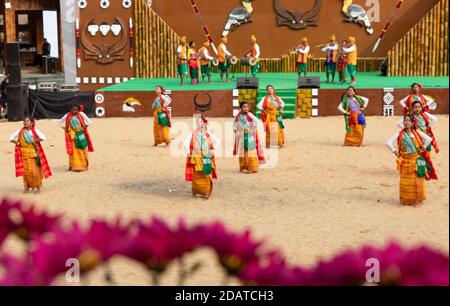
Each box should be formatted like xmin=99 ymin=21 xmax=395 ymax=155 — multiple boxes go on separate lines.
xmin=127 ymin=218 xmax=201 ymax=273
xmin=30 ymin=222 xmax=99 ymax=285
xmin=198 ymin=222 xmax=263 ymax=276
xmin=239 ymin=251 xmax=298 ymax=286
xmin=86 ymin=219 xmax=135 ymax=261
xmin=0 ymin=253 xmax=37 ymax=286
xmin=0 ymin=198 xmax=61 ymax=242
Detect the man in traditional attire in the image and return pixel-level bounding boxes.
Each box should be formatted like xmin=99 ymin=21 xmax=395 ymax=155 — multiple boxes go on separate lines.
xmin=321 ymin=34 xmax=339 ymax=83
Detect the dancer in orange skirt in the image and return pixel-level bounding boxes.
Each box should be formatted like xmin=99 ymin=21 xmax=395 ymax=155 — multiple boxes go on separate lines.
xmin=338 ymin=86 xmax=369 ymax=147
xmin=184 ymin=116 xmax=219 ymax=199
xmin=233 ymin=102 xmax=265 ymax=173
xmin=387 ymin=115 xmax=437 ymax=206
xmin=152 ymin=86 xmax=172 ymax=146
xmin=9 ymin=116 xmax=52 ymax=193
xmin=60 ymin=105 xmax=94 ymax=172
xmin=257 ymin=85 xmax=285 ymax=149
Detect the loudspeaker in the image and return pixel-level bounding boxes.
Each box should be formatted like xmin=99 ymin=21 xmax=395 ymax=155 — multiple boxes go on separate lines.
xmin=298 ymin=76 xmax=320 ymax=88
xmin=236 ymin=77 xmax=259 ymax=89
xmin=42 ymin=56 xmax=57 ymax=74
xmin=6 ymin=43 xmax=21 ymax=65
xmin=7 ymin=63 xmax=22 ymax=85
xmin=7 ymin=85 xmax=28 ymax=122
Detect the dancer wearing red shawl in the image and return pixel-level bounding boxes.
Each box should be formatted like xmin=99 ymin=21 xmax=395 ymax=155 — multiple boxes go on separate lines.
xmin=257 ymin=85 xmax=285 ymax=149
xmin=153 ymin=86 xmax=172 ymax=146
xmin=233 ymin=102 xmax=265 ymax=173
xmin=397 ymin=101 xmax=439 ymax=154
xmin=59 ymin=105 xmax=94 ymax=172
xmin=387 ymin=115 xmax=437 ymax=206
xmin=184 ymin=116 xmax=219 ymax=199
xmin=399 ymin=83 xmax=437 ymax=115
xmin=9 ymin=117 xmax=52 ymax=193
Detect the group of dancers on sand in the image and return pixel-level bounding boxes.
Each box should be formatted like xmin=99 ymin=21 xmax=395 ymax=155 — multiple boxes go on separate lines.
xmin=9 ymin=83 xmax=439 ymax=205
xmin=177 ymin=34 xmax=359 ymax=86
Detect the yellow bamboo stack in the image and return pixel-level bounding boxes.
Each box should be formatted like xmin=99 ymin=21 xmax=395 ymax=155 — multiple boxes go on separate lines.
xmin=388 ymin=0 xmax=448 ymax=77
xmin=134 ymin=0 xmax=181 ymax=78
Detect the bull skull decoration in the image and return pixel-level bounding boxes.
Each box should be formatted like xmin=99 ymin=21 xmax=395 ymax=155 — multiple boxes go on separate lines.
xmin=81 ymin=18 xmax=128 ymax=64
xmin=194 ymin=93 xmax=212 ymax=112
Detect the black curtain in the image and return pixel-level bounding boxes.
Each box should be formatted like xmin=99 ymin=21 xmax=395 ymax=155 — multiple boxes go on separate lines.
xmin=28 ymin=90 xmax=95 ymax=119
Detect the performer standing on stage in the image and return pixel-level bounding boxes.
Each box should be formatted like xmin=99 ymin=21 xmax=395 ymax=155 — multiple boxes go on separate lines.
xmin=338 ymin=86 xmax=369 ymax=147
xmin=397 ymin=100 xmax=439 ymax=154
xmin=9 ymin=116 xmax=52 ymax=193
xmin=217 ymin=37 xmax=233 ymax=83
xmin=321 ymin=34 xmax=339 ymax=83
xmin=187 ymin=41 xmax=201 ymax=85
xmin=295 ymin=37 xmax=310 ymax=78
xmin=343 ymin=36 xmax=358 ymax=85
xmin=233 ymin=102 xmax=265 ymax=173
xmin=399 ymin=83 xmax=437 ymax=115
xmin=386 ymin=115 xmax=437 ymax=206
xmin=246 ymin=35 xmax=261 ymax=77
xmin=337 ymin=40 xmax=349 ymax=84
xmin=153 ymin=86 xmax=172 ymax=147
xmin=198 ymin=41 xmax=215 ymax=84
xmin=184 ymin=116 xmax=219 ymax=199
xmin=60 ymin=105 xmax=94 ymax=172
xmin=177 ymin=36 xmax=189 ymax=86
xmin=257 ymin=85 xmax=285 ymax=149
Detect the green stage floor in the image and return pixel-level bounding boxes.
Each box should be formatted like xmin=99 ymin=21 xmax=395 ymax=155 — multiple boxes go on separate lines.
xmin=99 ymin=72 xmax=449 ymax=92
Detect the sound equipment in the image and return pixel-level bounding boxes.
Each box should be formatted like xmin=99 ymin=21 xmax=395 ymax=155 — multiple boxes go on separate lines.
xmin=42 ymin=56 xmax=57 ymax=74
xmin=6 ymin=43 xmax=20 ymax=65
xmin=7 ymin=84 xmax=28 ymax=122
xmin=298 ymin=76 xmax=320 ymax=88
xmin=7 ymin=63 xmax=22 ymax=85
xmin=58 ymin=84 xmax=80 ymax=92
xmin=38 ymin=82 xmax=58 ymax=92
xmin=236 ymin=77 xmax=259 ymax=89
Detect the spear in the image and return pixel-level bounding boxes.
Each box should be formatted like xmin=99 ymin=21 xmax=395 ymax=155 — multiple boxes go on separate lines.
xmin=188 ymin=0 xmax=218 ymax=55
xmin=372 ymin=0 xmax=405 ymax=53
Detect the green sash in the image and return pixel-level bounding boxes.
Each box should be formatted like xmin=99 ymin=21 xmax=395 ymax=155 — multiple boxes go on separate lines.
xmin=202 ymin=153 xmax=213 ymax=175
xmin=244 ymin=130 xmax=257 ymax=150
xmin=157 ymin=111 xmax=170 ymax=127
xmin=276 ymin=114 xmax=285 ymax=129
xmin=74 ymin=130 xmax=88 ymax=149
xmin=416 ymin=156 xmax=431 ymax=178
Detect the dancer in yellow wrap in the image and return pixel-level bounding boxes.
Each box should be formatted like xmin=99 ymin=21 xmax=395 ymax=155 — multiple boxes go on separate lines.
xmin=338 ymin=86 xmax=369 ymax=147
xmin=257 ymin=85 xmax=285 ymax=148
xmin=60 ymin=105 xmax=94 ymax=172
xmin=153 ymin=85 xmax=172 ymax=146
xmin=10 ymin=116 xmax=52 ymax=193
xmin=233 ymin=102 xmax=265 ymax=173
xmin=387 ymin=115 xmax=437 ymax=206
xmin=184 ymin=116 xmax=219 ymax=199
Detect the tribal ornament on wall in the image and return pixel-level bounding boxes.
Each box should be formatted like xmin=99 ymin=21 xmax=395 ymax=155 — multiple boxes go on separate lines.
xmin=274 ymin=0 xmax=322 ymax=30
xmin=222 ymin=0 xmax=254 ymax=37
xmin=81 ymin=17 xmax=128 ymax=64
xmin=341 ymin=0 xmax=374 ymax=34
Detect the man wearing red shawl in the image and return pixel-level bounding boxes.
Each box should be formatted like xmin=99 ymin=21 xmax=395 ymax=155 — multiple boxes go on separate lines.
xmin=233 ymin=102 xmax=265 ymax=173
xmin=399 ymin=83 xmax=437 ymax=115
xmin=9 ymin=116 xmax=52 ymax=193
xmin=183 ymin=115 xmax=219 ymax=199
xmin=59 ymin=105 xmax=94 ymax=172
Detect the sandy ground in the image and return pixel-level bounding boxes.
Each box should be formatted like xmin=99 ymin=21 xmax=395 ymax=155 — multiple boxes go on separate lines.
xmin=0 ymin=116 xmax=448 ymax=285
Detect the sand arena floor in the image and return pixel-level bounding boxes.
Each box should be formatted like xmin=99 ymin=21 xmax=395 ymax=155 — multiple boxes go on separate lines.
xmin=0 ymin=116 xmax=448 ymax=285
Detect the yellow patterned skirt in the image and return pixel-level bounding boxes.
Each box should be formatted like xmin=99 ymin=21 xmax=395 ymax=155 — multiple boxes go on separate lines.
xmin=345 ymin=124 xmax=364 ymax=147
xmin=23 ymin=158 xmax=43 ymax=191
xmin=397 ymin=154 xmax=427 ymax=205
xmin=239 ymin=151 xmax=259 ymax=173
xmin=68 ymin=129 xmax=89 ymax=172
xmin=266 ymin=114 xmax=285 ymax=148
xmin=190 ymin=156 xmax=213 ymax=198
xmin=153 ymin=109 xmax=171 ymax=145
